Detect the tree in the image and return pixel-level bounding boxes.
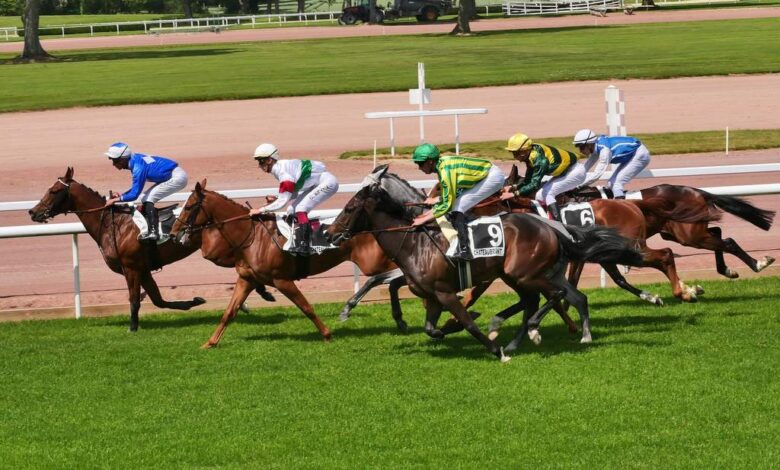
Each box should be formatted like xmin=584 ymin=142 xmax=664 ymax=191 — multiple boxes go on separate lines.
xmin=19 ymin=0 xmax=51 ymax=62
xmin=181 ymin=0 xmax=193 ymax=18
xmin=451 ymin=0 xmax=475 ymax=35
xmin=368 ymin=0 xmax=380 ymax=24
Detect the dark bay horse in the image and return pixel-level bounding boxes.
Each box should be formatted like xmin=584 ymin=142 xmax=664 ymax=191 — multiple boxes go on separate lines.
xmin=170 ymin=179 xmax=404 ymax=348
xmin=562 ymin=184 xmax=776 ymax=278
xmin=326 ymin=166 xmax=643 ymax=360
xmin=29 ymin=168 xmax=207 ymax=331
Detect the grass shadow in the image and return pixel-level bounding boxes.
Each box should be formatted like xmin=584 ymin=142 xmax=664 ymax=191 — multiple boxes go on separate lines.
xmin=96 ymin=312 xmax=288 ymax=329
xmin=56 ymin=47 xmax=242 ymax=63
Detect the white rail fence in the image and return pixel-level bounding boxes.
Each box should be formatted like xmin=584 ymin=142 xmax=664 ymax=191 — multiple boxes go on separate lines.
xmin=503 ymin=0 xmax=624 ymax=16
xmin=2 ymin=163 xmax=779 ymax=318
xmin=1 ymin=11 xmax=343 ymax=41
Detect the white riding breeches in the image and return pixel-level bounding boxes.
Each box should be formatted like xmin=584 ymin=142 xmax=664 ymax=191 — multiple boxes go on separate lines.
xmin=288 ymin=171 xmax=339 ymax=214
xmin=140 ymin=167 xmax=188 ymax=203
xmin=607 ymin=144 xmax=651 ymax=197
xmin=535 ymin=163 xmax=586 ymax=206
xmin=452 ymin=165 xmax=506 ymax=214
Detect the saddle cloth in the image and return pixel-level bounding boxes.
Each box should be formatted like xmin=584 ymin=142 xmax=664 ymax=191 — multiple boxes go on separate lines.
xmin=444 ymin=216 xmax=506 ymax=259
xmin=275 ymin=215 xmax=338 ymax=255
xmin=132 ymin=206 xmax=181 ymax=245
xmin=560 ymin=202 xmax=596 ymax=228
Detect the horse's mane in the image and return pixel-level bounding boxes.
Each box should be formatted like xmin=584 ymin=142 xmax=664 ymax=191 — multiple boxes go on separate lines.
xmin=377 ymin=172 xmax=425 ymax=219
xmin=72 ymin=180 xmax=107 ymax=202
xmin=204 ymin=188 xmax=248 ymax=212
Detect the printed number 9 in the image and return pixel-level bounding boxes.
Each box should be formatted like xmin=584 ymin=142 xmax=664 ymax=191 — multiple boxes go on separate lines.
xmin=488 ymin=224 xmax=503 ymax=247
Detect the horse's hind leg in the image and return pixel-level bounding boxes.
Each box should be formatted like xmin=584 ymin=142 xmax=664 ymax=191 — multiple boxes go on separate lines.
xmin=202 ymin=276 xmax=255 ymax=349
xmin=563 ymin=261 xmax=585 ymax=313
xmin=124 ymin=269 xmax=142 ymax=332
xmin=545 ymin=271 xmax=592 ymax=343
xmin=701 ymin=226 xmax=774 ymax=275
xmin=642 ymin=245 xmax=698 ymax=302
xmin=602 ymin=263 xmax=663 ymax=306
xmin=140 ymin=271 xmax=206 ymax=311
xmin=339 ymin=272 xmax=386 ymax=322
xmin=435 ymin=290 xmax=507 ymax=361
xmin=273 ymin=278 xmax=331 ymax=342
xmin=388 ymin=275 xmax=408 ymax=331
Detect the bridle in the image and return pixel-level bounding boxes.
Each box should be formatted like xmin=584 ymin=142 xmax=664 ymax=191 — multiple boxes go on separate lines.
xmin=36 ymin=178 xmax=109 ymax=220
xmin=174 ymin=190 xmax=255 ymax=249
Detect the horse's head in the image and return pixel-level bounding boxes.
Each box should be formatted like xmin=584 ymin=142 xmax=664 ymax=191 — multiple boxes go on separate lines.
xmin=29 ymin=167 xmax=77 ymax=223
xmin=327 ymin=165 xmax=425 ymax=245
xmin=172 ymin=179 xmax=211 ymax=245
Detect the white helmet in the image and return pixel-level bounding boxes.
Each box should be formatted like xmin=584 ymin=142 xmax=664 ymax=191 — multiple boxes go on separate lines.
xmin=573 ymin=129 xmax=598 ymax=145
xmin=105 ymin=142 xmax=133 ymax=159
xmin=252 ymin=143 xmax=279 ymax=160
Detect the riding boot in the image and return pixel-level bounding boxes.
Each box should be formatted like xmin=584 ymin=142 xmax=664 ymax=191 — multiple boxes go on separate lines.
xmin=547 ymin=202 xmax=562 ymax=222
xmin=139 ymin=202 xmax=159 ymax=241
xmin=450 ymin=211 xmax=473 ymax=261
xmin=290 ymin=222 xmax=312 ymax=256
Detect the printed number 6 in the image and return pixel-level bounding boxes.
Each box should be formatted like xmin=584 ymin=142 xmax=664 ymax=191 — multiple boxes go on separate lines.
xmin=488 ymin=224 xmax=503 ymax=247
xmin=580 ymin=211 xmax=594 ymax=225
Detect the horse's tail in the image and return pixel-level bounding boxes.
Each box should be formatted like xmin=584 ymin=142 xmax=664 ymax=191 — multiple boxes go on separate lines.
xmin=699 ymin=190 xmax=775 ymax=231
xmin=555 ymin=225 xmax=644 ymax=267
xmin=633 ymin=197 xmax=722 ymax=225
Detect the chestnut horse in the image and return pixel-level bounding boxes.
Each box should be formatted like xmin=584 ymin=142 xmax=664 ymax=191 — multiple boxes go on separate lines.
xmin=326 ymin=166 xmax=644 ymax=359
xmin=561 ymin=184 xmax=776 ymax=278
xmin=170 ymin=179 xmax=403 ymax=348
xmin=29 ymin=168 xmax=207 ymax=331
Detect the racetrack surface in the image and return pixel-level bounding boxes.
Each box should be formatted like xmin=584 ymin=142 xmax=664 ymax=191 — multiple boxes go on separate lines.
xmin=1 ymin=72 xmax=779 ymax=316
xmin=1 ymin=7 xmax=778 ymax=54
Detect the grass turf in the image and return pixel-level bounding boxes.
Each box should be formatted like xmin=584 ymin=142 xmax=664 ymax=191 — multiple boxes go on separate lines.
xmin=1 ymin=17 xmax=779 ymax=112
xmin=0 ymin=276 xmax=778 ymax=467
xmin=340 ymin=129 xmax=780 ymax=159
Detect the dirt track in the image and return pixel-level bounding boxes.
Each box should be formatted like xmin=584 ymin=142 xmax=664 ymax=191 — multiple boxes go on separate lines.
xmin=1 ymin=7 xmax=779 ymax=318
xmin=1 ymin=7 xmax=778 ymax=54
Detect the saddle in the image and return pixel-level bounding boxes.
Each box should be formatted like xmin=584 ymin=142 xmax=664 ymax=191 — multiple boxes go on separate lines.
xmin=275 ymin=215 xmax=338 ymax=256
xmin=131 ymin=205 xmax=181 ymax=245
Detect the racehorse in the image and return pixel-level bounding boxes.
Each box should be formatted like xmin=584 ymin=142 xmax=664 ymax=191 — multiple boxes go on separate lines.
xmin=29 ymin=168 xmax=208 ymax=331
xmin=170 ymin=179 xmax=405 ymax=348
xmin=561 ymin=184 xmax=775 ymax=279
xmin=326 ymin=166 xmax=643 ymax=359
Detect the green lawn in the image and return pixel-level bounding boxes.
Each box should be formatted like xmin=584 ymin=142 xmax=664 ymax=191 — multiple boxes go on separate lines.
xmin=341 ymin=129 xmax=780 ymax=159
xmin=1 ymin=18 xmax=779 ymax=112
xmin=0 ymin=276 xmax=778 ymax=468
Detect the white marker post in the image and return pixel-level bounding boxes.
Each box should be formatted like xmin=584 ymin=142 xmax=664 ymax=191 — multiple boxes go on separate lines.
xmin=603 ymin=85 xmax=628 ymax=287
xmin=409 ymin=62 xmax=431 ymax=144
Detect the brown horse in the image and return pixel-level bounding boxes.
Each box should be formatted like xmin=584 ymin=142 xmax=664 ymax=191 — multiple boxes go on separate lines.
xmin=28 ymin=168 xmax=207 ymax=331
xmin=562 ymin=184 xmax=776 ymax=278
xmin=326 ymin=166 xmax=644 ymax=359
xmin=170 ymin=179 xmax=402 ymax=348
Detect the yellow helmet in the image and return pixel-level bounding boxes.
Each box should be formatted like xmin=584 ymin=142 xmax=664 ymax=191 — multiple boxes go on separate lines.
xmin=505 ymin=133 xmax=533 ymax=152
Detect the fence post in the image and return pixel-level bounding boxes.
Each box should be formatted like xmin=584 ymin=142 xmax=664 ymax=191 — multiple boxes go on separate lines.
xmin=454 ymin=113 xmax=461 ymax=155
xmin=389 ymin=117 xmax=395 ymax=156
xmin=353 ymin=264 xmax=361 ymax=293
xmin=72 ymin=234 xmax=82 ymax=319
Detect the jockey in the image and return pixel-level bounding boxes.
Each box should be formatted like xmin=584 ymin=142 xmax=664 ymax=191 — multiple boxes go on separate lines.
xmin=573 ymin=129 xmax=651 ymax=199
xmin=248 ymin=143 xmax=339 ymax=255
xmin=500 ymin=133 xmax=585 ymax=222
xmin=411 ymin=143 xmax=506 ymax=260
xmin=104 ymin=142 xmax=188 ymax=241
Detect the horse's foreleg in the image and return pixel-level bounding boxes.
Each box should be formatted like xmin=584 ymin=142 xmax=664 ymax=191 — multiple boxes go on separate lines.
xmin=140 ymin=271 xmax=206 ymax=311
xmin=123 ymin=269 xmax=142 ymax=332
xmin=602 ymin=263 xmax=663 ymax=306
xmin=435 ymin=290 xmax=507 ymax=361
xmin=438 ymin=280 xmax=493 ymax=336
xmin=202 ymin=276 xmax=255 ymax=349
xmin=424 ymin=299 xmax=444 ymax=339
xmin=273 ymin=279 xmax=331 ymax=342
xmin=388 ymin=275 xmax=408 ymax=332
xmin=339 ymin=272 xmax=387 ymax=322
xmin=643 ymin=246 xmax=697 ymax=302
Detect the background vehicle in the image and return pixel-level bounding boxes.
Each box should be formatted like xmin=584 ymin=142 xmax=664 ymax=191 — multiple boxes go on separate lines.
xmin=338 ymin=0 xmax=452 ymax=25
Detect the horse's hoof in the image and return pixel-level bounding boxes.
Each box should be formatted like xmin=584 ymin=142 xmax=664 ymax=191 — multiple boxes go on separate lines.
xmin=429 ymin=329 xmax=444 ymax=340
xmin=580 ymin=336 xmax=592 ymax=344
xmin=528 ymin=329 xmax=542 ymax=345
xmin=260 ymin=292 xmax=276 ymax=302
xmin=694 ymin=285 xmax=705 ymax=295
xmin=323 ymin=333 xmax=333 ymax=343
xmin=338 ymin=311 xmax=350 ymax=322
xmin=487 ymin=330 xmax=499 ymax=341
xmin=396 ymin=320 xmax=408 ymax=332
xmin=722 ymin=268 xmax=739 ymax=279
xmin=192 ymin=297 xmax=206 ymax=306
xmin=757 ymin=256 xmax=775 ymax=272
xmin=201 ymin=342 xmax=214 ymax=349
xmin=498 ymin=347 xmax=511 ymax=363
xmin=239 ymin=303 xmax=249 ymax=314
xmin=128 ymin=327 xmax=138 ymax=333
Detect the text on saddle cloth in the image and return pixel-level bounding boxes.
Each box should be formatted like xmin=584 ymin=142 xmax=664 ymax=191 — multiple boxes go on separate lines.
xmin=560 ymin=202 xmax=596 ymax=228
xmin=445 ymin=216 xmax=506 ymax=259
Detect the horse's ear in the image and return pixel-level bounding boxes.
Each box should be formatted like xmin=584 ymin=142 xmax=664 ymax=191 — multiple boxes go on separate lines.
xmin=200 ymin=178 xmax=207 ymax=189
xmin=65 ymin=167 xmax=74 ymax=181
xmin=372 ymin=164 xmax=389 ymax=177
xmin=194 ymin=181 xmax=202 ymax=192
